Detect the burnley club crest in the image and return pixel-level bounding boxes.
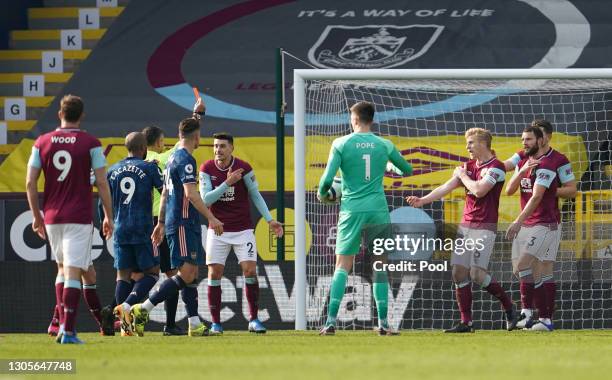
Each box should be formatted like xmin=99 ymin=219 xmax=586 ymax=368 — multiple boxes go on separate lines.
xmin=308 ymin=25 xmax=444 ymax=69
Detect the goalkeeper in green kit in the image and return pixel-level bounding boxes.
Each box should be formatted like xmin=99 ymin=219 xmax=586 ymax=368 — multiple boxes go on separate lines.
xmin=317 ymin=101 xmax=413 ymax=335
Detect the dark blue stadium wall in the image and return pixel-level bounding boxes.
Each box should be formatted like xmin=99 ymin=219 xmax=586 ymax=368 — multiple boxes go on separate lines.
xmin=0 ymin=0 xmax=43 ymax=49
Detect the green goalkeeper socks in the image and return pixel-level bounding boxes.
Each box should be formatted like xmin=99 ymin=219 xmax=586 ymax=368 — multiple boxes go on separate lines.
xmin=373 ymin=271 xmax=389 ymax=323
xmin=325 ymin=268 xmax=348 ymax=326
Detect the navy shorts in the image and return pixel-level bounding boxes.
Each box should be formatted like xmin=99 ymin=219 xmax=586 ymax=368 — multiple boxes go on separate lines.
xmin=114 ymin=241 xmax=160 ymax=271
xmin=167 ymin=225 xmax=204 ymax=268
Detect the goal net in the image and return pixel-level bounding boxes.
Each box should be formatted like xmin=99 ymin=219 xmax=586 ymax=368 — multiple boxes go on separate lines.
xmin=293 ymin=69 xmax=612 ymax=330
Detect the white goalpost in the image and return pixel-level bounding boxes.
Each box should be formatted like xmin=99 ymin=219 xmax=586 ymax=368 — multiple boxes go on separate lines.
xmin=294 ymin=69 xmax=612 ymax=331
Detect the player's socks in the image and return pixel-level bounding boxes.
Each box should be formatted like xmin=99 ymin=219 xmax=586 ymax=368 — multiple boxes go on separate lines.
xmin=146 ymin=275 xmax=186 ymax=311
xmin=164 ymin=291 xmax=179 ymax=327
xmin=185 ymin=282 xmax=205 ymax=334
xmin=55 ymin=275 xmax=65 ymax=325
xmin=108 ymin=297 xmax=119 ymax=333
xmin=63 ymin=279 xmax=82 ymax=334
xmin=378 ymin=318 xmax=389 ymax=329
xmin=325 ymin=268 xmax=348 ymax=326
xmin=188 ymin=316 xmax=201 ymax=328
xmin=83 ymin=284 xmax=103 ymax=327
xmin=542 ymin=274 xmax=556 ymax=319
xmin=455 ymin=280 xmax=472 ymax=324
xmin=181 ymin=282 xmax=199 ymax=319
xmin=521 ymin=308 xmax=533 ymax=318
xmin=141 ymin=300 xmax=155 ymax=313
xmin=373 ymin=271 xmax=389 ymax=325
xmin=51 ymin=305 xmax=60 ymax=325
xmin=245 ymin=276 xmax=259 ymax=321
xmin=482 ymin=275 xmax=513 ymax=311
xmin=125 ymin=274 xmax=158 ymax=306
xmin=208 ymin=279 xmax=222 ymax=324
xmin=533 ymin=279 xmax=549 ymax=319
xmin=519 ymin=269 xmax=534 ymax=311
xmin=115 ymin=279 xmax=133 ymax=305
xmin=48 ymin=305 xmax=60 ymax=336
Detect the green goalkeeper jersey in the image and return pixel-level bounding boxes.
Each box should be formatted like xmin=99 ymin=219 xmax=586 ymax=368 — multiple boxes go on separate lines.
xmin=146 ymin=144 xmax=178 ymax=217
xmin=318 ymin=132 xmax=413 ymax=213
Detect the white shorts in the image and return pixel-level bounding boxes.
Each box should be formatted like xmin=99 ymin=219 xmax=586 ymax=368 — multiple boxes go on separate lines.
xmin=512 ymin=224 xmax=560 ymax=262
xmin=205 ymin=229 xmax=257 ymax=265
xmin=451 ymin=227 xmax=496 ymax=270
xmin=46 ymin=224 xmax=94 ymax=270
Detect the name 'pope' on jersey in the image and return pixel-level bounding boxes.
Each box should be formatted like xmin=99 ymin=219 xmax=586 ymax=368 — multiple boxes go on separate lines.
xmin=107 ymin=157 xmax=163 ymax=244
xmin=319 ymin=132 xmax=413 ymax=213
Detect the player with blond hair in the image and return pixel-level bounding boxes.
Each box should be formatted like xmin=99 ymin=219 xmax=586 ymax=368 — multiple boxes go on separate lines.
xmin=408 ymin=128 xmax=517 ymax=333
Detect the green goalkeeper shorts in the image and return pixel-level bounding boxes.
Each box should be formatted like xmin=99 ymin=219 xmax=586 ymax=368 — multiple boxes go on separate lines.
xmin=335 ymin=211 xmax=390 ymax=255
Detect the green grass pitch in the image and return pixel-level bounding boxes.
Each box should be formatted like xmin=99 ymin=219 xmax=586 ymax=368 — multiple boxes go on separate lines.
xmin=2 ymin=330 xmax=611 ymax=380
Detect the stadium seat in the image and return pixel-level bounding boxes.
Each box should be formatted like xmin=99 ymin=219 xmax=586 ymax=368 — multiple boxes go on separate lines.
xmin=0 ymin=0 xmax=126 ymax=164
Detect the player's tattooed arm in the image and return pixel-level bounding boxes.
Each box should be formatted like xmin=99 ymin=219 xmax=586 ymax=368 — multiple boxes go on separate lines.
xmin=506 ymin=160 xmax=538 ymax=195
xmin=152 ymin=187 xmax=168 ymax=246
xmin=184 ymin=182 xmax=224 ymax=235
xmin=505 ymin=172 xmax=521 ymax=196
xmin=94 ymin=167 xmax=114 ymax=240
xmin=158 ymin=187 xmax=168 ymax=222
xmin=26 ymin=145 xmax=46 ymax=239
xmin=556 ymin=162 xmax=576 ymax=198
xmin=557 ymin=179 xmax=577 ymax=199
xmin=454 ymin=166 xmax=498 ymax=198
xmin=506 ymin=184 xmax=546 ymax=240
xmin=25 ymin=165 xmax=45 ymax=240
xmin=503 ymin=152 xmax=522 ymax=172
xmin=516 ymin=184 xmax=546 ymax=223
